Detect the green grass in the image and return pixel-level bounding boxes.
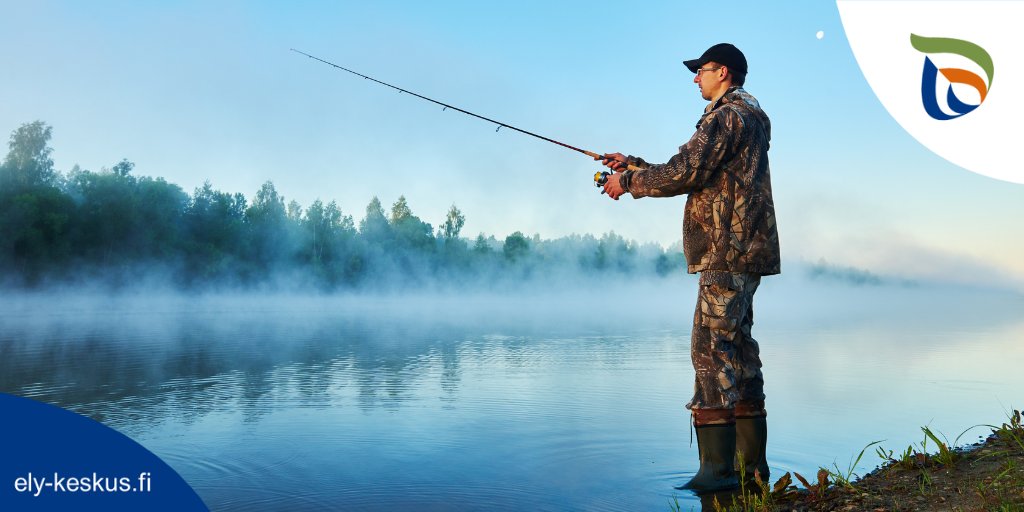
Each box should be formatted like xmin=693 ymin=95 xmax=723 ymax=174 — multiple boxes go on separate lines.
xmin=916 ymin=467 xmax=932 ymax=495
xmin=991 ymin=409 xmax=1024 ymax=454
xmin=921 ymin=425 xmax=959 ymax=468
xmin=686 ymin=455 xmax=797 ymax=512
xmin=667 ymin=494 xmax=685 ymax=512
xmin=975 ymin=411 xmax=1024 ymax=511
xmin=670 ymin=409 xmax=1024 ymax=511
xmin=874 ymin=422 xmax=985 ymax=473
xmin=825 ymin=440 xmax=883 ymax=489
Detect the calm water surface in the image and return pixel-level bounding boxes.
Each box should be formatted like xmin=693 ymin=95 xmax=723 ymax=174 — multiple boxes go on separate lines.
xmin=2 ymin=279 xmax=1022 ymax=511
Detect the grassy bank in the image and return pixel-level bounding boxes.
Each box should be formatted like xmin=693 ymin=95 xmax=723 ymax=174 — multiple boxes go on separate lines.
xmin=691 ymin=410 xmax=1024 ymax=511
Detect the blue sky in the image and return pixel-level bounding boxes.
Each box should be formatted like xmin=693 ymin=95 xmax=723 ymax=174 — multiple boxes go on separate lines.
xmin=2 ymin=1 xmax=1022 ymax=288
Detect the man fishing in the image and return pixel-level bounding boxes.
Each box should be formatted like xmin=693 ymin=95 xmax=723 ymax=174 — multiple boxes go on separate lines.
xmin=598 ymin=43 xmax=781 ymax=493
xmin=294 ymin=43 xmax=778 ymax=492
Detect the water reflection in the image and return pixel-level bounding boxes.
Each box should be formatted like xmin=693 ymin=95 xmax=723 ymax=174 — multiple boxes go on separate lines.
xmin=1 ymin=282 xmax=1022 ymax=511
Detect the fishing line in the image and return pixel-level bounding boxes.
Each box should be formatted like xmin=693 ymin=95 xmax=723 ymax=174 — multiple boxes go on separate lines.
xmin=290 ymin=48 xmax=640 ymax=180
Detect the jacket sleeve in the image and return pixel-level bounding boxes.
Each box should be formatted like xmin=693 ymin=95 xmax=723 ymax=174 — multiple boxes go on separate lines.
xmin=624 ymin=108 xmax=742 ymax=199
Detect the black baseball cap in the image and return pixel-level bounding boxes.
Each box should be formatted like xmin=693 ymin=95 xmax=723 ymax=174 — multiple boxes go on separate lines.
xmin=684 ymin=43 xmax=748 ymax=75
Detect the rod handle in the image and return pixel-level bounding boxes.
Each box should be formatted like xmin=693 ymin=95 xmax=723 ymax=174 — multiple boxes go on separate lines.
xmin=587 ymin=150 xmax=641 ymax=171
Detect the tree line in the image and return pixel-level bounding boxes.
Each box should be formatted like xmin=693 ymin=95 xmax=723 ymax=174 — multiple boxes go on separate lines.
xmin=0 ymin=121 xmax=685 ymax=290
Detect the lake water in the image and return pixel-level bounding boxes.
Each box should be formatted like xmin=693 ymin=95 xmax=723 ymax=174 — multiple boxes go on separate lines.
xmin=2 ymin=276 xmax=1022 ymax=511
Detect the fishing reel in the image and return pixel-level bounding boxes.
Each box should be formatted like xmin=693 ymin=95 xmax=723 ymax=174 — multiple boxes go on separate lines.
xmin=594 ymin=171 xmax=612 ymax=193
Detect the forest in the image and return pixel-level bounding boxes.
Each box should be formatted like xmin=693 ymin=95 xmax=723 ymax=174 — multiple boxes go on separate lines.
xmin=0 ymin=121 xmax=686 ymax=291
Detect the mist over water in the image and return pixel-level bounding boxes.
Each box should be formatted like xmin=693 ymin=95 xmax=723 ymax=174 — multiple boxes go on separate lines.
xmin=2 ymin=274 xmax=1022 ymax=511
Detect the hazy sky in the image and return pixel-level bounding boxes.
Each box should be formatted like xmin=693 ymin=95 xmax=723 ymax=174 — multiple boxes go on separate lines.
xmin=2 ymin=1 xmax=1022 ymax=288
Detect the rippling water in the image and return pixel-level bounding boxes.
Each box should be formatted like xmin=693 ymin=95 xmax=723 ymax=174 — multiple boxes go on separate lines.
xmin=2 ymin=279 xmax=1022 ymax=511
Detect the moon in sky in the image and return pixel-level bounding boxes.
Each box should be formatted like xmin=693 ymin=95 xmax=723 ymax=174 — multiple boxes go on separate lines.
xmin=816 ymin=30 xmax=825 ymax=39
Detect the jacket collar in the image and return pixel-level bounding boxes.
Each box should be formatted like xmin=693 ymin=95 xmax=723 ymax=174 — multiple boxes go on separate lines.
xmin=705 ymin=86 xmax=743 ymax=113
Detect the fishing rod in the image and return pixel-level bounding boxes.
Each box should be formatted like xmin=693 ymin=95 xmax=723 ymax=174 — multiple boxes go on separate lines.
xmin=290 ymin=49 xmax=639 ymax=191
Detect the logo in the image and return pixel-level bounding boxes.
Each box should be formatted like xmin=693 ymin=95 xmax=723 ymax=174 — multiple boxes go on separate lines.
xmin=910 ymin=34 xmax=993 ymax=120
xmin=837 ymin=0 xmax=1024 ymax=184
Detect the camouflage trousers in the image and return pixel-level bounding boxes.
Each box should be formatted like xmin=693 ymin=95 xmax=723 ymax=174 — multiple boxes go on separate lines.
xmin=685 ymin=271 xmax=765 ymax=416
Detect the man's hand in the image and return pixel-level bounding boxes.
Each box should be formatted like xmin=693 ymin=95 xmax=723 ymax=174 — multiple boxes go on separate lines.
xmin=603 ymin=172 xmax=627 ymax=200
xmin=596 ymin=152 xmax=628 ymax=171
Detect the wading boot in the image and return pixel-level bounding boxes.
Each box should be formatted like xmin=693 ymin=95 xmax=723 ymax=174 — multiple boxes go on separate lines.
xmin=735 ymin=415 xmax=769 ymax=483
xmin=676 ymin=423 xmax=740 ymax=493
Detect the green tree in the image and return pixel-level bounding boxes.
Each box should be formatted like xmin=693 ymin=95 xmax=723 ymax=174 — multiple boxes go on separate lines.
xmin=352 ymin=196 xmax=391 ymax=282
xmin=0 ymin=122 xmax=75 ymax=281
xmin=389 ymin=195 xmax=412 ymax=224
xmin=656 ymin=241 xmax=685 ymax=277
xmin=0 ymin=188 xmax=75 ymax=282
xmin=66 ymin=163 xmax=139 ymax=265
xmin=595 ymin=231 xmax=635 ymax=272
xmin=473 ymin=234 xmax=493 ymax=254
xmin=132 ymin=176 xmax=187 ymax=261
xmin=0 ymin=121 xmax=56 ymax=190
xmin=185 ymin=181 xmax=247 ymax=282
xmin=303 ymin=199 xmax=354 ymax=266
xmin=301 ymin=199 xmax=357 ymax=287
xmin=0 ymin=121 xmax=687 ymax=289
xmin=359 ymin=196 xmax=389 ymax=238
xmin=328 ymin=201 xmax=355 ymax=234
xmin=304 ymin=199 xmax=328 ymax=266
xmin=441 ymin=203 xmax=465 ymax=240
xmin=111 ymin=158 xmax=134 ymax=178
xmin=247 ymin=181 xmax=287 ymax=224
xmin=503 ymin=231 xmax=530 ymax=262
xmin=287 ymin=199 xmax=303 ymax=222
xmin=389 ymin=196 xmax=433 ymax=252
xmin=244 ymin=181 xmax=292 ymax=274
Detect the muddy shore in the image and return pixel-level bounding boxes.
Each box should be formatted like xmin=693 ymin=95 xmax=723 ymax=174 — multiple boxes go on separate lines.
xmin=698 ymin=410 xmax=1024 ymax=512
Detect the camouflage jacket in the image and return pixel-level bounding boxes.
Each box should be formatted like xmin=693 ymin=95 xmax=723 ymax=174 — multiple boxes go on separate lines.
xmin=620 ymin=87 xmax=780 ymax=275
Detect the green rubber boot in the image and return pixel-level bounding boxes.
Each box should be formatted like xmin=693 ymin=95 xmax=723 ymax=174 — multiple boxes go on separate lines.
xmin=735 ymin=416 xmax=769 ymax=482
xmin=676 ymin=424 xmax=740 ymax=493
